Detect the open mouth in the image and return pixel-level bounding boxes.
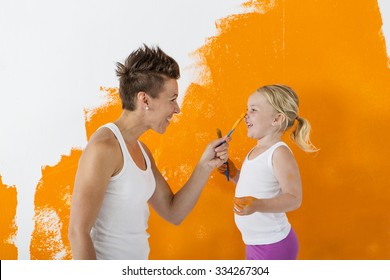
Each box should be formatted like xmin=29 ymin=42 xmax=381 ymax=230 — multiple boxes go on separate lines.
xmin=166 ymin=114 xmax=180 ymax=124
xmin=166 ymin=114 xmax=174 ymax=123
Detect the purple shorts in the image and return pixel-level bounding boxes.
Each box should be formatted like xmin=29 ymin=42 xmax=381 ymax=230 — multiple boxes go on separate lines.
xmin=246 ymin=228 xmax=299 ymax=260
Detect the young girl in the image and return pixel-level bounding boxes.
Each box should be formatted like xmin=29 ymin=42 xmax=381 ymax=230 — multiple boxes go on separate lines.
xmin=219 ymin=84 xmax=318 ymax=260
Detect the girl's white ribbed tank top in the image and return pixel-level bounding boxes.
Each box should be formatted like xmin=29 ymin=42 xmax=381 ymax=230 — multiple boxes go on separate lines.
xmin=234 ymin=141 xmax=291 ymax=245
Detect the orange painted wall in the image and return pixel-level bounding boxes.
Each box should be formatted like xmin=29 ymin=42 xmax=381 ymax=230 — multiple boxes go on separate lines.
xmin=30 ymin=150 xmax=82 ymax=260
xmin=29 ymin=0 xmax=390 ymax=259
xmin=0 ymin=175 xmax=18 ymax=259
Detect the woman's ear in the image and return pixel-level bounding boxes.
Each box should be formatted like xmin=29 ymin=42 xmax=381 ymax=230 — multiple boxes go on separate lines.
xmin=137 ymin=91 xmax=150 ymax=110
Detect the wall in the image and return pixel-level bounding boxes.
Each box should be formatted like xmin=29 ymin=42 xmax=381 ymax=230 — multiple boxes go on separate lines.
xmin=1 ymin=0 xmax=390 ymax=260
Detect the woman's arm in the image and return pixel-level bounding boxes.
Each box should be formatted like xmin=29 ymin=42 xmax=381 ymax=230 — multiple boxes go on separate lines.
xmin=68 ymin=136 xmax=120 ymax=259
xmin=147 ymin=137 xmax=229 ymax=225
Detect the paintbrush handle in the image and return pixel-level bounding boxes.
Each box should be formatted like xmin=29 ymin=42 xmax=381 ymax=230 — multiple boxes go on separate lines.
xmin=227 ymin=129 xmax=234 ymax=138
xmin=216 ymin=128 xmax=229 ymax=181
xmin=225 ymin=161 xmax=230 ymax=181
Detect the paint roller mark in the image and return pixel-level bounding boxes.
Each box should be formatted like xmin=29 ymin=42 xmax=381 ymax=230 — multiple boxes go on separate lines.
xmin=241 ymin=0 xmax=276 ymax=14
xmin=31 ymin=208 xmax=67 ymax=260
xmin=0 ymin=175 xmax=18 ymax=259
xmin=30 ymin=86 xmax=122 ymax=259
xmin=30 ymin=149 xmax=82 ymax=260
xmin=84 ymin=87 xmax=122 ymax=140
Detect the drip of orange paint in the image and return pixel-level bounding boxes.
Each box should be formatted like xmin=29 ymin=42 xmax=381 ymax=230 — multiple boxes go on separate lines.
xmin=0 ymin=175 xmax=18 ymax=259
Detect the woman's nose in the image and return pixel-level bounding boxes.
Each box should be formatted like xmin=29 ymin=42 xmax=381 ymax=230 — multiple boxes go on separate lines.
xmin=174 ymin=101 xmax=181 ymax=114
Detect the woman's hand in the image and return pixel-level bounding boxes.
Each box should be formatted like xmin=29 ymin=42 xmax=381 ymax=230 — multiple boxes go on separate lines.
xmin=199 ymin=137 xmax=230 ymax=169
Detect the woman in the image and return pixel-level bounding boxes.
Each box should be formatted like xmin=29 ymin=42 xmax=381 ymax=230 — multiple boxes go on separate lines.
xmin=68 ymin=45 xmax=229 ymax=259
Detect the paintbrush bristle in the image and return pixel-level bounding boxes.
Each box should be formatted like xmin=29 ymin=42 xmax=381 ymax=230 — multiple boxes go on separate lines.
xmin=231 ymin=113 xmax=245 ymax=131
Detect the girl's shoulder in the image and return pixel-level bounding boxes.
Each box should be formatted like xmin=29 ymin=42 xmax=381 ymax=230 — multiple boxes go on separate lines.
xmin=272 ymin=142 xmax=297 ymax=168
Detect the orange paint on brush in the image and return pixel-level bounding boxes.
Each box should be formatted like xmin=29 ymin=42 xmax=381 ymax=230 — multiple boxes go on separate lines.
xmin=30 ymin=0 xmax=390 ymax=259
xmin=0 ymin=175 xmax=18 ymax=259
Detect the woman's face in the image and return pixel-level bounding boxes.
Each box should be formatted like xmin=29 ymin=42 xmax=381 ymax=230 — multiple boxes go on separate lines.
xmin=148 ymin=78 xmax=180 ymax=134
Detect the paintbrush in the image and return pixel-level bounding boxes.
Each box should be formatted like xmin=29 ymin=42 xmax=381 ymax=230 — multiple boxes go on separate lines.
xmin=227 ymin=112 xmax=246 ymax=137
xmin=218 ymin=112 xmax=246 ymax=146
xmin=216 ymin=113 xmax=245 ymax=181
xmin=216 ymin=128 xmax=229 ymax=181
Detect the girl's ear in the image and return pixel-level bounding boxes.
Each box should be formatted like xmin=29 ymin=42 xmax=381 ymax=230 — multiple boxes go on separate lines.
xmin=272 ymin=113 xmax=285 ymax=126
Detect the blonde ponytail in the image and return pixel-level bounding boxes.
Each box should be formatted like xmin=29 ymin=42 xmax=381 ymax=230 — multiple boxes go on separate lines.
xmin=291 ymin=116 xmax=318 ymax=153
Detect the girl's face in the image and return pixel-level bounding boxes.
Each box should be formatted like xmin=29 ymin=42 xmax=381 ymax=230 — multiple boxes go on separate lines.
xmin=148 ymin=78 xmax=180 ymax=134
xmin=245 ymin=92 xmax=278 ymax=140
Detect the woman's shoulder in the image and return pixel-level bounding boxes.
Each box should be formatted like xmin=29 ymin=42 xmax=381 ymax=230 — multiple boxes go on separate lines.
xmin=91 ymin=127 xmax=117 ymax=144
xmin=84 ymin=127 xmax=121 ymax=158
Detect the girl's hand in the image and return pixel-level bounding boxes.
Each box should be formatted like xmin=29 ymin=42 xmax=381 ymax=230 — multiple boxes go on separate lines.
xmin=233 ymin=196 xmax=259 ymax=215
xmin=217 ymin=159 xmax=238 ymax=178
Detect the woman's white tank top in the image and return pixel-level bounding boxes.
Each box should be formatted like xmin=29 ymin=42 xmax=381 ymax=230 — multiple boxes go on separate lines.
xmin=90 ymin=123 xmax=156 ymax=259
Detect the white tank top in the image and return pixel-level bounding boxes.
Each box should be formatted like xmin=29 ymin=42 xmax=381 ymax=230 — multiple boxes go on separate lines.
xmin=90 ymin=123 xmax=156 ymax=259
xmin=235 ymin=141 xmax=291 ymax=245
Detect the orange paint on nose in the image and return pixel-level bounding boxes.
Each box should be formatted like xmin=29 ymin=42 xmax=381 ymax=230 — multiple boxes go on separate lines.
xmin=0 ymin=176 xmax=18 ymax=259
